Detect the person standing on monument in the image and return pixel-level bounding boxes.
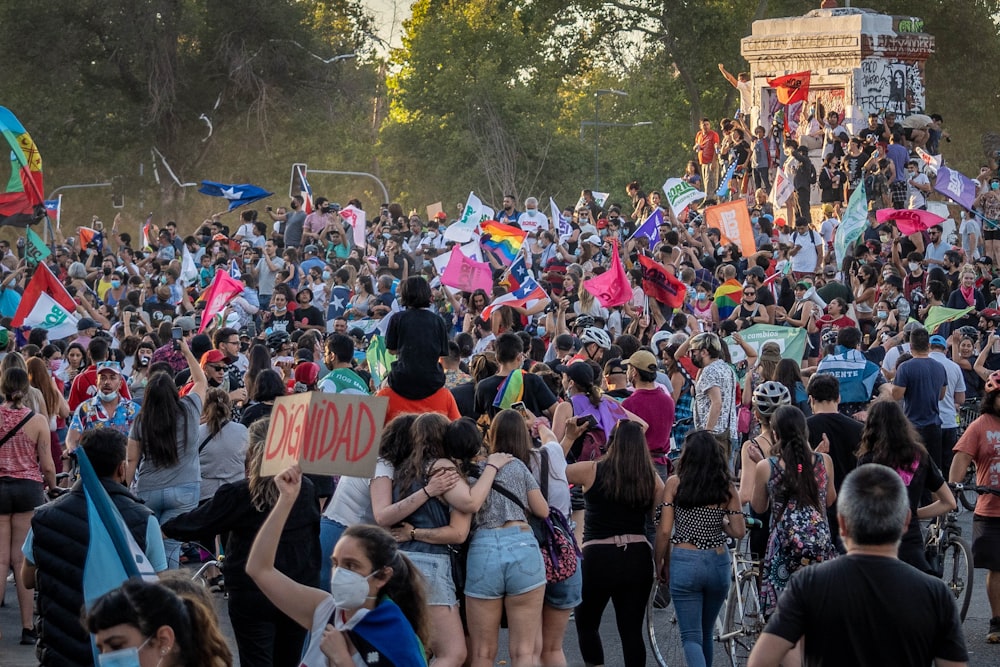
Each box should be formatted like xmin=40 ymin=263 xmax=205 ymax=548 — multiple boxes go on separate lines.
xmin=694 ymin=119 xmax=721 ymax=195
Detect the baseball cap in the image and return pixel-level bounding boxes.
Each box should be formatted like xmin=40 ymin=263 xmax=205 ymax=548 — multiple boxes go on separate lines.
xmin=929 ymin=335 xmax=948 ymax=348
xmin=823 ymin=265 xmax=837 ymax=277
xmin=603 ymin=358 xmax=627 ymax=376
xmin=584 ymin=234 xmax=602 ymax=246
xmin=303 ymin=244 xmax=319 ymax=255
xmin=95 ymin=361 xmax=123 ymax=376
xmin=77 ymin=317 xmax=98 ymax=332
xmin=435 ymin=211 xmax=448 ymax=220
xmin=625 ymin=350 xmax=658 ymax=373
xmin=746 ymin=266 xmax=766 ymax=280
xmin=556 ymin=361 xmax=595 ymax=387
xmin=554 ymin=334 xmax=576 ymax=352
xmin=174 ymin=316 xmax=196 ymax=332
xmin=990 ymin=279 xmax=1000 ymax=290
xmin=200 ymin=349 xmax=226 ymax=367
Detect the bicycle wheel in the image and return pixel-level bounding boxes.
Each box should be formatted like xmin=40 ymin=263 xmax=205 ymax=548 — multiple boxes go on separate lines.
xmin=721 ymin=569 xmax=764 ymax=666
xmin=959 ymin=464 xmax=978 ymax=512
xmin=942 ymin=536 xmax=975 ymax=622
xmin=647 ymin=586 xmax=684 ymax=667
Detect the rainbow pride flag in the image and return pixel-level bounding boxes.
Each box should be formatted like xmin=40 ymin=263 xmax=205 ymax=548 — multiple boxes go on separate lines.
xmin=492 ymin=369 xmax=524 ymax=409
xmin=714 ymin=279 xmax=743 ymax=320
xmin=481 ymin=220 xmax=526 ymax=266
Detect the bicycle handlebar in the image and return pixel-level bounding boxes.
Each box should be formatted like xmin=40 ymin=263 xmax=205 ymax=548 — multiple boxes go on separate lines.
xmin=949 ymin=482 xmax=1000 ymax=497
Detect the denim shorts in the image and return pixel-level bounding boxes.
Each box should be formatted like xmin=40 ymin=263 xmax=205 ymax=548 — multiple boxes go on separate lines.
xmin=465 ymin=525 xmax=545 ymax=600
xmin=404 ymin=550 xmax=458 ymax=607
xmin=544 ymin=556 xmax=582 ymax=609
xmin=0 ymin=477 xmax=44 ymax=514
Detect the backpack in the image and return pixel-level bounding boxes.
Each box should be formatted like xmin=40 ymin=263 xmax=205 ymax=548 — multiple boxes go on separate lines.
xmin=769 ymin=458 xmax=836 ymax=566
xmin=568 ymin=425 xmax=608 ymax=464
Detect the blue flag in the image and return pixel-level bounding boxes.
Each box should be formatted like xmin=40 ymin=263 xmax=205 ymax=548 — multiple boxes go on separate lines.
xmin=716 ymin=161 xmax=738 ymax=198
xmin=630 ymin=208 xmax=662 ymax=245
xmin=326 ymin=284 xmax=351 ymax=320
xmin=198 ymin=180 xmax=273 ymax=211
xmin=77 ymin=448 xmax=158 ymax=610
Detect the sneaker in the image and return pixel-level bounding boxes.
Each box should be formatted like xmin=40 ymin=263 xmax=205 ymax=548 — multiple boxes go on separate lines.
xmin=20 ymin=627 xmax=37 ymax=646
xmin=988 ymin=617 xmax=1000 ymax=644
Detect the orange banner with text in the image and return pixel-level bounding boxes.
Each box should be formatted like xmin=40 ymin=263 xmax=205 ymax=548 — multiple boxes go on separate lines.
xmin=704 ymin=201 xmax=757 ymax=256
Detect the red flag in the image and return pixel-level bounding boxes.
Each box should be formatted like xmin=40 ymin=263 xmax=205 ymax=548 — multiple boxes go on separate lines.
xmin=637 ymin=254 xmax=686 ymax=309
xmin=767 ymin=71 xmax=811 ymax=105
xmin=583 ymin=242 xmax=632 ymax=308
xmin=198 ymin=270 xmax=245 ymax=333
xmin=12 ymin=262 xmax=76 ymax=327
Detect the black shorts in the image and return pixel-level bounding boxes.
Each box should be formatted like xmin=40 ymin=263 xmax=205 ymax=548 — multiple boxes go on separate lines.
xmin=984 ymin=228 xmax=1000 ymax=241
xmin=972 ymin=515 xmax=1000 ymax=571
xmin=0 ymin=477 xmax=45 ymax=513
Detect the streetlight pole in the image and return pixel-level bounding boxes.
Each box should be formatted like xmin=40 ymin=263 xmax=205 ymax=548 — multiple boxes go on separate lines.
xmin=594 ymin=89 xmax=628 ymax=190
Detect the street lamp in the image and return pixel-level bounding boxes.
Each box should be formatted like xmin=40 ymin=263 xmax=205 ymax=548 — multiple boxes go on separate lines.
xmin=594 ymin=89 xmax=628 ymax=190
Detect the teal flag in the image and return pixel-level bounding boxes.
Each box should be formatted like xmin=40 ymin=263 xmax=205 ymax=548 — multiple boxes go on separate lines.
xmin=834 ymin=179 xmax=868 ymax=267
xmin=724 ymin=324 xmax=808 ymax=365
xmin=365 ymin=335 xmax=396 ymax=389
xmin=24 ymin=227 xmax=50 ymax=266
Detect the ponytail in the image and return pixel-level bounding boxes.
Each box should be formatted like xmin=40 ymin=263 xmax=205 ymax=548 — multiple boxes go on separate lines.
xmin=584 ymin=382 xmax=602 ymax=408
xmin=771 ymin=406 xmax=821 ymax=509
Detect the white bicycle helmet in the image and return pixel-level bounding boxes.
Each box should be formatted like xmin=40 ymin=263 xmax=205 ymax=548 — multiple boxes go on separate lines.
xmin=752 ymin=381 xmax=792 ymax=416
xmin=650 ymin=330 xmax=672 ymax=352
xmin=580 ymin=326 xmax=612 ymax=350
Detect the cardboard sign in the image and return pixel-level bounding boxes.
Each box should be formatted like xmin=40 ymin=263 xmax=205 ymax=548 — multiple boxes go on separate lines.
xmin=261 ymin=392 xmax=388 ymax=477
xmin=426 ymin=201 xmax=444 ymax=220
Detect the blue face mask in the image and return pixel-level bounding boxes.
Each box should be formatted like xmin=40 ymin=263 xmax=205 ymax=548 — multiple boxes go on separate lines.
xmin=111 ymin=280 xmax=121 ymax=289
xmin=98 ymin=637 xmax=151 ymax=667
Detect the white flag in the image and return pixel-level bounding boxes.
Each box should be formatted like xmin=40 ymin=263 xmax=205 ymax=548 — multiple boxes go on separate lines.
xmin=339 ymin=205 xmax=368 ymax=248
xmin=444 ymin=191 xmax=484 ymax=243
xmin=181 ymin=247 xmax=198 ymax=286
xmin=662 ymin=177 xmax=706 ymax=215
xmin=24 ymin=292 xmax=79 ymax=339
xmin=550 ymin=197 xmax=572 ymax=240
xmin=770 ymin=169 xmax=795 ymax=208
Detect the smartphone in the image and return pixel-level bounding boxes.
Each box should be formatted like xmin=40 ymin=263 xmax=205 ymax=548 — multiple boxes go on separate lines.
xmin=274 ymin=356 xmax=294 ymax=365
xmin=511 ymin=401 xmax=527 ymax=416
xmin=576 ymin=415 xmax=599 ymax=430
xmin=171 ymin=326 xmax=183 ymax=350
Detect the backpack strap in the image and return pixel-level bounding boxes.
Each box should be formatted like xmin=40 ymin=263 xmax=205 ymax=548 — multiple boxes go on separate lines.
xmin=0 ymin=410 xmax=34 ymax=451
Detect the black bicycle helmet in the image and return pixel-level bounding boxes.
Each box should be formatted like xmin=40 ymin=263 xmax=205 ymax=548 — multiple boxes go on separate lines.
xmin=266 ymin=330 xmax=290 ymax=351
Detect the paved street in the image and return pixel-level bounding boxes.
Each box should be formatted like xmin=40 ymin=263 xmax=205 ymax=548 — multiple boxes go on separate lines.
xmin=3 ymin=508 xmax=1000 ymax=665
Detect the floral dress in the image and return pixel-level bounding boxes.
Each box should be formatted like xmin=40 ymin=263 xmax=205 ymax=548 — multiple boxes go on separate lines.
xmin=759 ymin=453 xmax=837 ymax=617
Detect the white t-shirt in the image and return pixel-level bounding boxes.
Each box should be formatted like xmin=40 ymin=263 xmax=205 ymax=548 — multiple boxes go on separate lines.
xmin=907 ymin=173 xmax=930 ymax=209
xmin=519 ymin=210 xmax=550 ymax=235
xmin=529 ymin=440 xmax=571 ymax=517
xmin=737 ymin=80 xmax=752 ymax=114
xmin=819 ymin=217 xmax=838 ymax=244
xmin=790 ymin=229 xmax=822 ymax=274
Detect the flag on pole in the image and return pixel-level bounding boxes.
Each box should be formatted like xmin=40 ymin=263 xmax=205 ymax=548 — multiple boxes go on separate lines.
xmin=228 ymin=259 xmax=242 ymax=280
xmin=297 ymin=165 xmax=314 ymax=214
xmin=43 ymin=197 xmax=61 ymax=227
xmin=441 ymin=246 xmax=494 ymax=294
xmin=24 ymin=227 xmax=50 ymax=266
xmin=444 ymin=191 xmax=484 ymax=243
xmin=916 ymin=148 xmax=942 ymax=171
xmin=767 ymin=71 xmax=811 ymax=105
xmin=481 ymin=274 xmax=546 ymax=320
xmin=662 ymin=178 xmax=706 ymax=215
xmin=637 ymin=254 xmax=686 ymax=309
xmin=834 ymin=179 xmax=868 ymax=267
xmin=715 ymin=161 xmax=739 ymax=198
xmin=770 ymin=169 xmax=795 ymax=207
xmin=180 ymin=247 xmax=198 ymax=287
xmin=550 ymin=197 xmax=572 ymax=239
xmin=76 ymin=446 xmax=158 ymax=612
xmin=875 ymin=207 xmax=946 ymax=236
xmin=480 ymin=220 xmax=527 ymax=266
xmin=12 ymin=262 xmax=76 ymax=328
xmin=934 ymin=166 xmax=978 ymax=211
xmin=339 ymin=205 xmax=368 ymax=248
xmin=630 ymin=208 xmax=662 ymax=245
xmin=198 ymin=270 xmax=245 ymax=333
xmin=78 ymin=227 xmax=103 ymax=253
xmin=0 ymin=106 xmax=45 ymax=228
xmin=583 ymin=241 xmax=632 ymax=308
xmin=924 ymin=306 xmax=975 ymax=333
xmin=198 ymin=180 xmax=273 ymax=211
xmin=21 ymin=291 xmax=79 ymax=339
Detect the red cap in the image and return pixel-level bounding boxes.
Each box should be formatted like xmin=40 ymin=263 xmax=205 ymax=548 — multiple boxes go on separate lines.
xmin=597 ymin=218 xmax=608 ymax=229
xmin=434 ymin=211 xmax=448 ymax=220
xmin=200 ymin=350 xmax=226 ymax=367
xmin=294 ymin=362 xmax=320 ymax=386
xmin=775 ymin=217 xmax=787 ymax=227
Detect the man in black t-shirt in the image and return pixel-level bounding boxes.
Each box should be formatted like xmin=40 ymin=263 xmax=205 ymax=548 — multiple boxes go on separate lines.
xmin=474 ymin=332 xmax=558 ymax=419
xmin=748 ymin=464 xmax=968 ymax=667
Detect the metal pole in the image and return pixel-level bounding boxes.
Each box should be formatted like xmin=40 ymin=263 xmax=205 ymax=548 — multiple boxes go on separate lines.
xmin=47 ymin=182 xmax=112 ymax=198
xmin=594 ymin=94 xmax=600 ymax=190
xmin=303 ymin=169 xmax=389 ymax=205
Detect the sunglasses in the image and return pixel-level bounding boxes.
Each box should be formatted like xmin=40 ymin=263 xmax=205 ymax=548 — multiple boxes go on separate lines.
xmin=743 ymin=291 xmax=756 ymax=296
xmin=208 ymin=364 xmax=226 ymax=371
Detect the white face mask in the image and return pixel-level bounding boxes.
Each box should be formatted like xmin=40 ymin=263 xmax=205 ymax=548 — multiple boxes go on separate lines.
xmin=330 ymin=567 xmax=377 ymax=610
xmin=908 ymin=262 xmax=920 ymax=272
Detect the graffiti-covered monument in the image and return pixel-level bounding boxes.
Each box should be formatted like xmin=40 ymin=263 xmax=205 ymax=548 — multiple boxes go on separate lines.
xmin=741 ymin=5 xmax=934 ymax=132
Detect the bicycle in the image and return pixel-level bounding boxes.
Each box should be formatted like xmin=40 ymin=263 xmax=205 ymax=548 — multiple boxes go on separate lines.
xmin=924 ymin=490 xmax=975 ymax=621
xmin=955 ymin=400 xmax=980 ymax=511
xmin=646 ymin=515 xmax=762 ymax=667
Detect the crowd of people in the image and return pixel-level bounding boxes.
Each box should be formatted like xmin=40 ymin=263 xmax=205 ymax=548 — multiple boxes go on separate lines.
xmin=1 ymin=96 xmax=999 ymax=667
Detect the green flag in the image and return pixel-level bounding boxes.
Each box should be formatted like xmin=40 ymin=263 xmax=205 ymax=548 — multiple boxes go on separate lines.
xmin=365 ymin=335 xmax=396 ymax=389
xmin=834 ymin=178 xmax=867 ymax=267
xmin=923 ymin=305 xmax=973 ymax=333
xmin=24 ymin=228 xmax=50 ymax=266
xmin=724 ymin=324 xmax=808 ymax=365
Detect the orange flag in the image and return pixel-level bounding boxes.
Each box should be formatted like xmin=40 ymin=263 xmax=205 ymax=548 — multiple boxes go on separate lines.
xmin=767 ymin=71 xmax=811 ymax=105
xmin=704 ymin=201 xmax=757 ymax=256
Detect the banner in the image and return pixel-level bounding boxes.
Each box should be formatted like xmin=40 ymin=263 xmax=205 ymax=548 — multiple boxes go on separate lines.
xmin=704 ymin=201 xmax=756 ymax=255
xmin=770 ymin=169 xmax=795 ymax=208
xmin=432 ymin=235 xmax=482 ymax=274
xmin=577 ymin=192 xmax=608 ymax=210
xmin=834 ymin=179 xmax=868 ymax=267
xmin=662 ymin=177 xmax=706 ymax=215
xmin=630 ymin=208 xmax=662 ymax=245
xmin=198 ymin=270 xmax=245 ymax=333
xmin=260 ymin=392 xmax=388 ymax=477
xmin=724 ymin=324 xmax=807 ymax=365
xmin=24 ymin=227 xmax=49 ymax=266
xmin=339 ymin=204 xmax=368 ymax=248
xmin=426 ymin=201 xmax=444 ymax=220
xmin=934 ymin=167 xmax=978 ymax=211
xmin=441 ymin=246 xmax=493 ymax=294
xmin=23 ymin=291 xmax=78 ymax=339
xmin=637 ymin=254 xmax=686 ymax=309
xmin=444 ymin=191 xmax=484 ymax=242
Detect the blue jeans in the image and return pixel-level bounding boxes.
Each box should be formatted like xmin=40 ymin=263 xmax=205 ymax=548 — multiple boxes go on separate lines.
xmin=140 ymin=482 xmax=200 ymax=567
xmin=319 ymin=517 xmax=347 ymax=592
xmin=669 ymin=547 xmax=731 ymax=667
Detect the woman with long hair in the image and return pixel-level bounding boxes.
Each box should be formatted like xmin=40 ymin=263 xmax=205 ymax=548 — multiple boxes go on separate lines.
xmin=656 ymin=430 xmax=745 ymax=667
xmin=774 ymin=358 xmax=811 ymax=415
xmin=458 ymin=410 xmax=548 ymax=667
xmin=128 ymin=339 xmax=157 ymax=405
xmin=857 ymin=400 xmax=956 ymax=572
xmin=0 ymin=367 xmax=56 ymax=643
xmin=574 ymin=275 xmax=609 ymax=321
xmin=1 ymin=352 xmax=47 ymax=418
xmin=462 ymin=289 xmax=491 ymax=334
xmin=127 ymin=338 xmax=207 ymax=564
xmin=85 ymin=578 xmax=233 ymax=667
xmin=372 ymin=413 xmax=509 ymax=667
xmin=240 ymin=369 xmax=286 ymax=427
xmin=26 ymin=355 xmax=70 ymax=475
xmin=56 ymin=342 xmax=87 ymax=392
xmin=197 ymin=389 xmax=249 ymax=504
xmin=742 ymin=341 xmax=782 ymax=434
xmin=851 ymin=263 xmax=878 ymax=335
xmin=243 ymin=344 xmax=273 ymax=402
xmin=751 ymin=406 xmax=837 ymax=619
xmin=568 ymin=419 xmax=662 ymax=667
xmin=163 ymin=419 xmax=321 ymax=666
